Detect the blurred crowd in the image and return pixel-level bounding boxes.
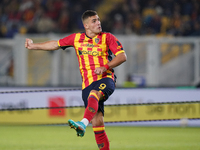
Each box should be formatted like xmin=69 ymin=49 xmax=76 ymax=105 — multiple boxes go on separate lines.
xmin=104 ymin=0 xmax=200 ymax=36
xmin=0 ymin=0 xmax=100 ymax=38
xmin=0 ymin=0 xmax=200 ymax=38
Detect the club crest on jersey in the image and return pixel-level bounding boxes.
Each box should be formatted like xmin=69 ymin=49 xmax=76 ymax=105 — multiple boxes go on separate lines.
xmin=95 ymin=38 xmax=100 ymax=44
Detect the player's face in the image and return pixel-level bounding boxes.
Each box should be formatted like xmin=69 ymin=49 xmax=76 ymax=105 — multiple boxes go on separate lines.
xmin=84 ymin=15 xmax=102 ymax=34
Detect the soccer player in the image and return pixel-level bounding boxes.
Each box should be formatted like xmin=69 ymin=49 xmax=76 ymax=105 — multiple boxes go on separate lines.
xmin=25 ymin=10 xmax=126 ymax=150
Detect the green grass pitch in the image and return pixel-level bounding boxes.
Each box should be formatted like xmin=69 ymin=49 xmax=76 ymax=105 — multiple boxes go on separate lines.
xmin=0 ymin=125 xmax=199 ymax=150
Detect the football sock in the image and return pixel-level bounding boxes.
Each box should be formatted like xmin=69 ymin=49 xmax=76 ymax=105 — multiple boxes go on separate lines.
xmin=83 ymin=92 xmax=99 ymax=122
xmin=93 ymin=126 xmax=110 ymax=150
xmin=81 ymin=118 xmax=89 ymax=126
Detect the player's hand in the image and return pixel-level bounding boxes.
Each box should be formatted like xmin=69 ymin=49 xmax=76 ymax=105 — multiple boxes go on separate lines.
xmin=94 ymin=67 xmax=107 ymax=75
xmin=25 ymin=38 xmax=33 ymax=49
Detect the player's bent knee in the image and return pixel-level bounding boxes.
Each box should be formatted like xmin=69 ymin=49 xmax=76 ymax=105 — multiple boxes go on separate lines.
xmin=90 ymin=90 xmax=103 ymax=100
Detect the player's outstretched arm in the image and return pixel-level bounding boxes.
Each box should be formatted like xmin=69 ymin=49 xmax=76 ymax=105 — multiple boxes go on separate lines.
xmin=25 ymin=38 xmax=60 ymax=51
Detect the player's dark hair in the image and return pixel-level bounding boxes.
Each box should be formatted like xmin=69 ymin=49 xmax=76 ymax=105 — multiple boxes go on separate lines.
xmin=82 ymin=10 xmax=97 ymax=22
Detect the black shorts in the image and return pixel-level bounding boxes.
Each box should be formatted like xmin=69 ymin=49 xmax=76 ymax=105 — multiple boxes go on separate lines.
xmin=82 ymin=78 xmax=115 ymax=115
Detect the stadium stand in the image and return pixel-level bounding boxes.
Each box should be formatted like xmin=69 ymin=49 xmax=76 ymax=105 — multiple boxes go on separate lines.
xmin=0 ymin=0 xmax=199 ymax=38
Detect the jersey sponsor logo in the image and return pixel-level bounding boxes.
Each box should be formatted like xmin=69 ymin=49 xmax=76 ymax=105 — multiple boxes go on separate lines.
xmin=116 ymin=40 xmax=121 ymax=46
xmin=80 ymin=43 xmax=98 ymax=48
xmin=78 ymin=50 xmax=103 ymax=56
xmin=116 ymin=40 xmax=124 ymax=50
xmin=117 ymin=46 xmax=122 ymax=49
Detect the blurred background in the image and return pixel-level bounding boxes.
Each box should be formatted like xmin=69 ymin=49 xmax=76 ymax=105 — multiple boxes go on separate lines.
xmin=0 ymin=3 xmax=200 ymax=150
xmin=0 ymin=0 xmax=200 ymax=127
xmin=0 ymin=0 xmax=200 ymax=88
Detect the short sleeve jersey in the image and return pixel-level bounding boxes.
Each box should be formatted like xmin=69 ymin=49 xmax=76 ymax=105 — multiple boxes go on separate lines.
xmin=58 ymin=32 xmax=125 ymax=89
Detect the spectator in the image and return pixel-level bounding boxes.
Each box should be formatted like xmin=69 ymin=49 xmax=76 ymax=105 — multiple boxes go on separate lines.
xmin=36 ymin=13 xmax=56 ymax=33
xmin=5 ymin=23 xmax=18 ymax=38
xmin=190 ymin=21 xmax=200 ymax=36
xmin=58 ymin=10 xmax=70 ymax=33
xmin=112 ymin=13 xmax=125 ymax=34
xmin=0 ymin=0 xmax=200 ymax=38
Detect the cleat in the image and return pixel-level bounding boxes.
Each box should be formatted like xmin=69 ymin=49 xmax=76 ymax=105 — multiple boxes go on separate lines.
xmin=68 ymin=119 xmax=86 ymax=137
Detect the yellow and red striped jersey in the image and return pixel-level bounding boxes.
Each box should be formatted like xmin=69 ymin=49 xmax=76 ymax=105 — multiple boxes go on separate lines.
xmin=58 ymin=32 xmax=125 ymax=89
